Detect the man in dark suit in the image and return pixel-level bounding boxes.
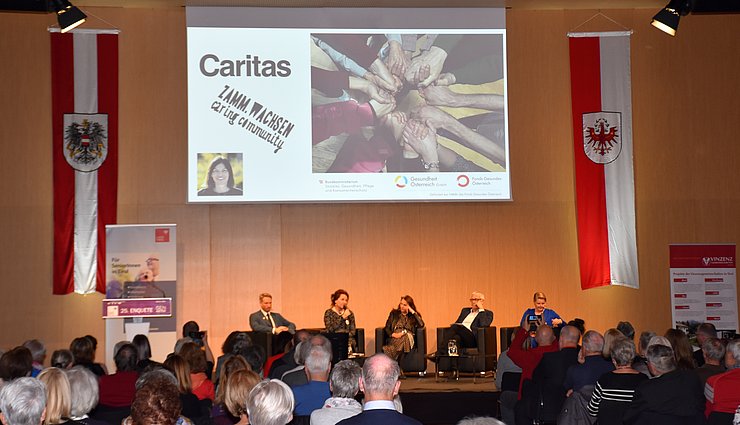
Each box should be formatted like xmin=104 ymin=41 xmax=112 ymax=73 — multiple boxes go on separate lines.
xmin=515 ymin=325 xmax=581 ymax=425
xmin=623 ymin=344 xmax=705 ymax=425
xmin=439 ymin=291 xmax=494 ymax=353
xmin=249 ymin=292 xmax=296 ymax=335
xmin=337 ymin=353 xmax=421 ymax=425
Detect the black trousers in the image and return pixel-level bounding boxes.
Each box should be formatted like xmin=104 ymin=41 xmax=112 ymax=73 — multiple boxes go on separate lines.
xmin=440 ymin=324 xmax=477 ymax=352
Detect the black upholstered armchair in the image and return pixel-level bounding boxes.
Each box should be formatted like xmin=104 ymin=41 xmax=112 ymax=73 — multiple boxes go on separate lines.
xmin=374 ymin=327 xmax=427 ymax=374
xmin=435 ymin=326 xmax=497 ymax=375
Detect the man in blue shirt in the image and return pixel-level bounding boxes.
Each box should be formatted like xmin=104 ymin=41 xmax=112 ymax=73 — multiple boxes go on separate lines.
xmin=291 ymin=344 xmax=332 ymax=416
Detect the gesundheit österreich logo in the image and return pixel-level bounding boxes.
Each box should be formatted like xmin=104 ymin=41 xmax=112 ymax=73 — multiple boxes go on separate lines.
xmin=394 ymin=176 xmax=408 ymax=188
xmin=457 ymin=175 xmax=470 ymax=187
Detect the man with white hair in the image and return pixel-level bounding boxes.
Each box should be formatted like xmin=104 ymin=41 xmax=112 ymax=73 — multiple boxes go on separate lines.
xmin=693 ymin=322 xmax=717 ymax=367
xmin=623 ymin=344 xmax=704 ymax=424
xmin=0 ymin=377 xmax=47 ymax=425
xmin=439 ymin=291 xmax=494 ymax=354
xmin=291 ymin=345 xmax=332 ymax=416
xmin=705 ymin=339 xmax=740 ymax=419
xmin=563 ymin=330 xmax=614 ymax=393
xmin=337 ymin=354 xmax=421 ymax=425
xmin=310 ymin=360 xmax=363 ymax=425
xmin=21 ymin=340 xmax=45 ymax=378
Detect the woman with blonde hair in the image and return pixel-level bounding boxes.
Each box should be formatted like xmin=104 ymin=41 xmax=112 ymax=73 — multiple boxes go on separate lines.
xmin=38 ymin=367 xmax=72 ymax=425
xmin=224 ymin=369 xmax=262 ymax=425
xmin=212 ymin=355 xmax=251 ymax=425
xmin=163 ymin=354 xmax=203 ymax=423
xmin=602 ymin=328 xmax=626 ymax=360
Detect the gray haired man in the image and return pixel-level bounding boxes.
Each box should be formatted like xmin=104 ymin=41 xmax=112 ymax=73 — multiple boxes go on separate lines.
xmin=0 ymin=377 xmax=47 ymax=425
xmin=311 ymin=360 xmax=363 ymax=425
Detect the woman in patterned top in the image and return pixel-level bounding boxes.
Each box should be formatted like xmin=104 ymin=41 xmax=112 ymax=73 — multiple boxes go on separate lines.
xmin=382 ymin=295 xmax=424 ymax=361
xmin=324 ymin=289 xmax=357 ymax=353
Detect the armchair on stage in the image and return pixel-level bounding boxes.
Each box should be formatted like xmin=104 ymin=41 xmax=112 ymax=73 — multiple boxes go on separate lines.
xmin=435 ymin=326 xmax=497 ymax=376
xmin=374 ymin=327 xmax=428 ymax=375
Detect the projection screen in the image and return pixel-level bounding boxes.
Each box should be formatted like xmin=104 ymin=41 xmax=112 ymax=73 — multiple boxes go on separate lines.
xmin=187 ymin=7 xmax=509 ymax=203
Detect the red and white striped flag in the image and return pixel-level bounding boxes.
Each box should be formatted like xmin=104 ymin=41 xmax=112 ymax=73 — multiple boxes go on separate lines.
xmin=569 ymin=32 xmax=639 ymax=290
xmin=51 ymin=29 xmax=118 ymax=295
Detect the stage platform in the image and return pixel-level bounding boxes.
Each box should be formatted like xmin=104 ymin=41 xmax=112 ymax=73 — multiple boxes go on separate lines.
xmin=399 ymin=376 xmax=501 ymax=425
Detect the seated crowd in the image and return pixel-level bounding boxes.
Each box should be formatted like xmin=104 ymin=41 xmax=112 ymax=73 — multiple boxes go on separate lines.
xmin=0 ymin=291 xmax=738 ymax=425
xmin=496 ymin=317 xmax=740 ymax=425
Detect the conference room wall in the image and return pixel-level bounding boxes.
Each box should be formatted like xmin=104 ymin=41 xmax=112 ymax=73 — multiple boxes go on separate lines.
xmin=0 ymin=7 xmax=737 ymax=364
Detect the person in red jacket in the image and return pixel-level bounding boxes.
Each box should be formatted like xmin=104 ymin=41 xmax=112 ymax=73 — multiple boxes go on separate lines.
xmin=507 ymin=319 xmax=558 ymax=400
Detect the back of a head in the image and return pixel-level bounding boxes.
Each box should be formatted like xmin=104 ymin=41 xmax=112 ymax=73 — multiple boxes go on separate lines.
xmin=647 ymin=335 xmax=671 ymax=349
xmin=21 ymin=340 xmax=46 ymax=364
xmin=66 ymin=366 xmax=99 ymax=417
xmin=602 ymin=328 xmax=625 ymax=358
xmin=362 ymin=353 xmax=400 ymax=399
xmin=701 ymin=338 xmax=725 ymax=363
xmin=0 ymin=347 xmax=33 ymax=381
xmin=215 ymin=355 xmax=250 ymax=403
xmin=131 ymin=375 xmax=181 ymax=425
xmin=646 ymin=343 xmax=676 ymax=374
xmin=583 ymin=330 xmax=605 ymax=354
xmin=114 ymin=344 xmax=139 ymax=372
xmin=534 ymin=325 xmax=555 ymax=347
xmin=51 ymin=350 xmax=74 ymax=370
xmin=329 ymin=360 xmax=362 ymax=398
xmin=567 ymin=319 xmax=586 ymax=336
xmin=182 ymin=321 xmax=200 ymax=339
xmin=179 ymin=342 xmax=207 ymax=373
xmin=163 ymin=354 xmax=192 ymax=394
xmin=305 ymin=345 xmax=332 ymax=376
xmin=616 ymin=321 xmax=635 ymax=341
xmin=294 ymin=330 xmax=311 ymax=346
xmin=224 ymin=369 xmax=261 ymax=418
xmin=136 ymin=368 xmax=178 ymax=391
xmin=610 ymin=338 xmax=637 ymax=367
xmin=638 ymin=331 xmax=657 ymax=354
xmin=242 ymin=345 xmax=266 ymax=374
xmin=696 ymin=323 xmax=718 ymax=339
xmin=248 ymin=379 xmax=294 ymax=425
xmin=174 ymin=337 xmax=194 ymax=355
xmin=70 ymin=337 xmax=94 ymax=365
xmin=132 ymin=335 xmax=152 ymax=362
xmin=664 ymin=328 xmax=695 ymax=369
xmin=559 ymin=326 xmax=580 ymax=348
xmin=38 ymin=367 xmax=71 ymax=425
xmin=0 ymin=377 xmax=47 ymax=425
xmin=457 ymin=417 xmax=506 ymax=425
xmin=726 ymin=339 xmax=740 ymax=368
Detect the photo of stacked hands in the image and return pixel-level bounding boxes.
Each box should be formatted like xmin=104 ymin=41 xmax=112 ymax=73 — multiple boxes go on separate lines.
xmin=311 ymin=33 xmax=507 ymax=174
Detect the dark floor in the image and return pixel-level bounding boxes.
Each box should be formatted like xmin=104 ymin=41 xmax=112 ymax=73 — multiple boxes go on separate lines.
xmin=399 ymin=375 xmax=500 ymax=424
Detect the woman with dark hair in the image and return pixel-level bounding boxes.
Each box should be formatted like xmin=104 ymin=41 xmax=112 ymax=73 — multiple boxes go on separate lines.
xmin=180 ymin=342 xmax=215 ymax=401
xmin=198 ymin=156 xmax=242 ymax=196
xmin=51 ymin=350 xmax=75 ymax=370
xmin=70 ymin=337 xmax=106 ymax=377
xmin=130 ymin=374 xmax=181 ymax=425
xmin=323 ymin=289 xmax=357 ymax=353
xmin=382 ymin=295 xmax=424 ymax=361
xmin=0 ymin=346 xmax=33 ymax=381
xmin=664 ymin=328 xmax=696 ymax=370
xmin=214 ymin=331 xmax=252 ymax=385
xmin=132 ymin=335 xmax=156 ymax=372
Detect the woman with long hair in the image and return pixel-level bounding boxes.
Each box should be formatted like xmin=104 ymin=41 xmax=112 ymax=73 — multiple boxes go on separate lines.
xmin=382 ymin=295 xmax=424 ymax=362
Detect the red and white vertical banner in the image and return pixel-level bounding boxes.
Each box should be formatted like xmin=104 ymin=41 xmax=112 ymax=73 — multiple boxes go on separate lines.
xmin=670 ymin=244 xmax=737 ymax=334
xmin=568 ymin=31 xmax=638 ymax=290
xmin=51 ymin=29 xmax=119 ymax=295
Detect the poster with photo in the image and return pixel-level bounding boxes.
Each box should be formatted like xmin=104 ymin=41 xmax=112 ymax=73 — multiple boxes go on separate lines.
xmin=670 ymin=244 xmax=737 ymax=336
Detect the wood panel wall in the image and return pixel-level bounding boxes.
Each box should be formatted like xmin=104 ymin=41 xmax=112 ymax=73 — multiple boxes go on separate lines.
xmin=0 ymin=7 xmax=738 ymax=365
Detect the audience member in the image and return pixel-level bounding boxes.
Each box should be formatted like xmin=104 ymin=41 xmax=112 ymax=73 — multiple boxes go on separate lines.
xmin=292 ymin=345 xmax=332 ymax=416
xmin=694 ymin=323 xmax=718 ymax=367
xmin=336 ymin=353 xmax=421 ymax=425
xmin=214 ymin=331 xmax=253 ymax=384
xmin=131 ymin=335 xmax=157 ymax=372
xmin=265 ymin=332 xmax=294 ymax=378
xmin=270 ymin=330 xmax=311 ymax=380
xmin=508 ymin=322 xmax=557 ymax=401
xmin=22 ymin=340 xmax=46 ymax=377
xmin=633 ymin=331 xmax=656 ymax=376
xmin=163 ymin=354 xmax=208 ymax=424
xmin=242 ymin=345 xmax=266 ymax=377
xmin=664 ymin=328 xmax=696 ymax=370
xmin=514 ymin=326 xmax=580 ymax=425
xmin=224 ymin=369 xmax=261 ymax=425
xmin=38 ymin=368 xmax=71 ymax=425
xmin=0 ymin=347 xmax=33 ymax=382
xmin=247 ymin=380 xmax=295 ymax=425
xmin=70 ymin=337 xmax=105 ymax=377
xmin=98 ymin=343 xmax=139 ymax=408
xmin=456 ymin=418 xmax=505 ymax=425
xmin=704 ymin=339 xmax=740 ymax=420
xmin=623 ymin=344 xmax=704 ymax=424
xmin=129 ymin=373 xmax=181 ymax=425
xmin=180 ymin=342 xmax=215 ymax=401
xmin=617 ymin=321 xmax=635 ymax=341
xmin=695 ymin=337 xmax=726 ymax=387
xmin=180 ymin=321 xmax=216 ymax=378
xmin=495 ymin=331 xmax=522 ymax=425
xmin=283 ymin=335 xmax=332 ymax=388
xmin=602 ymin=328 xmax=626 ymax=360
xmin=564 ymin=330 xmax=614 ymax=394
xmin=66 ymin=366 xmax=105 ymax=425
xmin=0 ymin=377 xmax=47 ymax=425
xmin=587 ymin=339 xmax=648 ymax=425
xmin=310 ymin=360 xmax=363 ymax=425
xmin=51 ymin=350 xmax=75 ymax=370
xmin=567 ymin=319 xmax=586 ymax=337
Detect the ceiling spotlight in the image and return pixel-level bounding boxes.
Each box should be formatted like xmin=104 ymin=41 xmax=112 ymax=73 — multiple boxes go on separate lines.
xmin=651 ymin=0 xmax=695 ymax=36
xmin=51 ymin=0 xmax=87 ymax=33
